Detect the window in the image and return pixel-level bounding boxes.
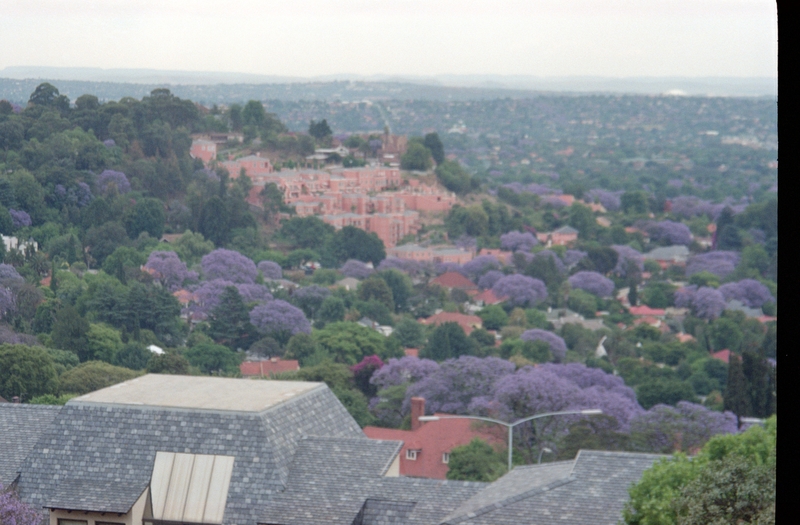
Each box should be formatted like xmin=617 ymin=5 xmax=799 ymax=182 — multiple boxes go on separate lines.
xmin=442 ymin=452 xmax=450 ymax=464
xmin=406 ymin=449 xmax=418 ymax=460
xmin=97 ymin=522 xmax=125 ymax=525
xmin=58 ymin=520 xmax=88 ymax=525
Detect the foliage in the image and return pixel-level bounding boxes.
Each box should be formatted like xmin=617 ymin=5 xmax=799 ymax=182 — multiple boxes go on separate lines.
xmin=145 ymin=251 xmax=197 ymax=290
xmin=0 ymin=344 xmax=58 ymax=401
xmin=401 ymin=141 xmax=433 ymax=171
xmin=435 ymin=160 xmax=473 ymax=194
xmin=201 ymin=248 xmax=258 ymax=284
xmin=646 ymin=220 xmax=693 ymax=246
xmin=351 ymin=355 xmax=384 ymax=397
xmin=324 ymin=226 xmax=385 ymax=267
xmin=567 ymin=271 xmax=615 ymax=297
xmin=184 ymin=342 xmax=241 ymax=375
xmin=519 ymin=329 xmax=567 ymax=362
xmin=59 ymin=360 xmax=141 ymax=395
xmin=478 ymin=304 xmax=509 ymax=331
xmin=0 ymin=485 xmax=41 ymax=525
xmin=28 ymin=393 xmax=77 ymax=405
xmin=492 ymin=274 xmax=547 ymax=307
xmin=629 ymin=402 xmax=737 ymax=454
xmin=421 ymin=322 xmax=478 ymax=361
xmin=446 ymin=438 xmax=506 ymax=482
xmin=146 ymin=352 xmax=190 ymax=374
xmin=390 ymin=317 xmax=426 ymax=348
xmin=257 ymin=260 xmax=283 ymax=280
xmin=685 ymin=251 xmax=740 ymax=278
xmin=249 ymin=300 xmax=311 ymax=344
xmin=340 ymin=259 xmax=374 ymax=279
xmin=718 ymin=279 xmax=774 ymax=308
xmin=207 ymin=286 xmax=257 ymax=350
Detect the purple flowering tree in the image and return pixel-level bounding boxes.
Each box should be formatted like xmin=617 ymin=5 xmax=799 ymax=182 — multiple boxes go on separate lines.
xmin=562 ymin=250 xmax=588 ymax=268
xmin=0 ymin=265 xmax=24 ymax=289
xmin=629 ymin=401 xmax=738 ymax=453
xmin=0 ymin=486 xmax=41 ymax=525
xmin=8 ymin=209 xmax=31 ymax=229
xmin=257 ymin=260 xmax=283 ymax=280
xmin=340 ymin=259 xmax=374 ymax=279
xmin=686 ymin=251 xmax=740 ymax=278
xmin=0 ymin=287 xmax=14 ymax=320
xmin=692 ymin=287 xmax=726 ymax=320
xmin=647 ymin=220 xmax=693 ymax=246
xmin=462 ymin=255 xmax=501 ymax=279
xmin=533 ymin=250 xmax=566 ymax=274
xmin=477 ymin=270 xmax=505 ymax=290
xmin=718 ymin=279 xmax=775 ymax=308
xmin=492 ymin=274 xmax=548 ymax=307
xmin=612 ymin=245 xmax=644 ymax=277
xmin=673 ymin=285 xmax=698 ymax=308
xmin=542 ymin=196 xmax=567 ymax=208
xmin=103 ymin=138 xmax=116 ymax=148
xmin=235 ymin=283 xmax=273 ymax=306
xmin=370 ymin=356 xmax=440 ymax=392
xmin=455 ymin=235 xmax=477 ymax=251
xmin=201 ymin=249 xmax=258 ymax=284
xmin=191 ymin=279 xmax=271 ymax=316
xmin=377 ymin=257 xmax=425 ymax=276
xmin=96 ymin=169 xmax=131 ymax=195
xmin=585 ymin=189 xmax=622 ymax=211
xmin=520 ymin=329 xmax=568 ymax=362
xmin=500 ymin=231 xmax=538 ymax=252
xmin=249 ymin=300 xmax=311 ymax=343
xmin=406 ymin=356 xmax=516 ymax=414
xmin=145 ymin=251 xmax=198 ymax=291
xmin=568 ymin=271 xmax=615 ymax=297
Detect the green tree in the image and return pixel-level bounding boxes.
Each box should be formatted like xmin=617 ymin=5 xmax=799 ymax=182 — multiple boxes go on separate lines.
xmin=323 ymin=226 xmax=385 ymax=266
xmin=114 ymin=342 xmax=152 ymax=370
xmin=390 ymin=317 xmax=426 ymax=348
xmin=422 ymin=322 xmax=477 ymax=361
xmin=377 ymin=269 xmax=413 ymax=312
xmin=358 ymin=278 xmax=394 ymax=311
xmin=478 ymin=305 xmax=509 ymax=331
xmin=59 ymin=361 xmax=141 ymax=395
xmin=84 ymin=323 xmax=124 ymax=363
xmin=184 ymin=342 xmax=241 ymax=375
xmin=50 ymin=305 xmax=90 ymax=359
xmin=636 ymin=379 xmax=697 ymax=409
xmin=146 ymin=352 xmax=190 ymax=374
xmin=207 ymin=286 xmax=257 ymax=350
xmin=0 ymin=344 xmax=58 ymax=401
xmin=621 ymin=191 xmax=649 ymax=214
xmin=313 ymin=322 xmax=398 ymax=364
xmin=123 ymin=197 xmax=165 ymax=239
xmin=423 ymin=132 xmax=445 ymax=165
xmin=435 ymin=160 xmax=473 ymax=194
xmin=446 ymin=438 xmax=506 ymax=482
xmin=308 ymin=119 xmax=332 ymax=140
xmin=400 ymin=142 xmax=433 ymax=171
xmin=280 ymin=216 xmax=335 ymax=250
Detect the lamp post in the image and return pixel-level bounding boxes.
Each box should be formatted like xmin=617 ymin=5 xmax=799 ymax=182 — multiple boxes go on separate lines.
xmin=418 ymin=408 xmax=602 ymax=472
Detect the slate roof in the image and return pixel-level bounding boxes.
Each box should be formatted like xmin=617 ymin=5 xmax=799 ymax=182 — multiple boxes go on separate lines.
xmin=0 ymin=404 xmax=62 ymax=487
xmin=16 ymin=377 xmax=363 ymax=525
xmin=439 ymin=450 xmax=664 ymax=525
xmin=643 ymin=245 xmax=690 ymax=260
xmin=44 ymin=479 xmax=147 ymax=513
xmin=260 ymin=437 xmax=485 ymax=525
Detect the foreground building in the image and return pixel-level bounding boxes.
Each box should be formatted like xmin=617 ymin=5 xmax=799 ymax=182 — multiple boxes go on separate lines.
xmin=1 ymin=375 xmax=661 ymax=525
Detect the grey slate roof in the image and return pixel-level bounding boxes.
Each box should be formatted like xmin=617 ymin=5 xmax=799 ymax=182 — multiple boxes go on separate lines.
xmin=16 ymin=384 xmax=363 ymax=525
xmin=260 ymin=437 xmax=485 ymax=525
xmin=643 ymin=245 xmax=690 ymax=260
xmin=439 ymin=450 xmax=664 ymax=525
xmin=0 ymin=404 xmax=62 ymax=487
xmin=44 ymin=479 xmax=147 ymax=513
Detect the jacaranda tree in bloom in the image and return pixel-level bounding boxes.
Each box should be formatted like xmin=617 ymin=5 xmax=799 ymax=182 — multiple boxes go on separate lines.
xmin=520 ymin=329 xmax=568 ymax=362
xmin=492 ymin=275 xmax=547 ymax=307
xmin=568 ymin=271 xmax=615 ymax=297
xmin=144 ymin=251 xmax=198 ymax=291
xmin=201 ymin=249 xmax=258 ymax=284
xmin=647 ymin=220 xmax=693 ymax=246
xmin=500 ymin=231 xmax=538 ymax=252
xmin=718 ymin=279 xmax=775 ymax=308
xmin=340 ymin=259 xmax=374 ymax=279
xmin=0 ymin=485 xmax=40 ymax=525
xmin=685 ymin=251 xmax=740 ymax=278
xmin=249 ymin=300 xmax=311 ymax=344
xmin=462 ymin=255 xmax=501 ymax=280
xmin=673 ymin=285 xmax=698 ymax=308
xmin=692 ymin=287 xmax=727 ymax=320
xmin=9 ymin=209 xmax=31 ymax=229
xmin=612 ymin=245 xmax=644 ymax=277
xmin=629 ymin=401 xmax=738 ymax=454
xmin=562 ymin=249 xmax=588 ymax=268
xmin=585 ymin=189 xmax=622 ymax=211
xmin=477 ymin=270 xmax=505 ymax=290
xmin=96 ymin=169 xmax=131 ymax=195
xmin=257 ymin=260 xmax=282 ymax=280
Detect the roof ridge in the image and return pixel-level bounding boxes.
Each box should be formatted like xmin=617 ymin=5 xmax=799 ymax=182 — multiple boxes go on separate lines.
xmin=443 ymin=476 xmax=576 ymax=524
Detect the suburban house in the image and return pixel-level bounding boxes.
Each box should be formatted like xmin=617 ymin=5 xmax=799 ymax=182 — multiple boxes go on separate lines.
xmin=221 ymin=153 xmax=275 ymax=179
xmin=421 ymin=311 xmax=483 ymax=335
xmin=388 ymin=245 xmax=475 ymax=265
xmin=536 ymin=226 xmax=579 ymax=247
xmin=363 ymin=397 xmax=504 ymax=479
xmin=643 ymin=245 xmax=690 ymax=269
xmin=190 ymin=139 xmax=217 ymax=165
xmin=430 ymin=272 xmax=479 ymax=292
xmin=0 ymin=375 xmax=663 ymax=525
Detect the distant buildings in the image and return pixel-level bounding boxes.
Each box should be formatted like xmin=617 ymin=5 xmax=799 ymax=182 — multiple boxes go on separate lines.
xmin=388 ymin=244 xmax=474 ymax=264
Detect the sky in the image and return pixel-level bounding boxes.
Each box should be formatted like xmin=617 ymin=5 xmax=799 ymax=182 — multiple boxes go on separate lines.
xmin=0 ymin=0 xmax=778 ymax=79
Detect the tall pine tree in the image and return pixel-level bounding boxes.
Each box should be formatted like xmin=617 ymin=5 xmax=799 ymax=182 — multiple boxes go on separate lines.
xmin=724 ymin=354 xmax=750 ymax=424
xmin=208 ymin=286 xmax=257 ymax=350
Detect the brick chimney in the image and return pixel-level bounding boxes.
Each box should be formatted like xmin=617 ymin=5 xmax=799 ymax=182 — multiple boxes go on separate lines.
xmin=411 ymin=397 xmax=425 ymax=431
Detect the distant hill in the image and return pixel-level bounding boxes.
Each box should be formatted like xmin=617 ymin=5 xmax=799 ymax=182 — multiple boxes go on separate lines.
xmin=0 ymin=66 xmax=776 ymax=104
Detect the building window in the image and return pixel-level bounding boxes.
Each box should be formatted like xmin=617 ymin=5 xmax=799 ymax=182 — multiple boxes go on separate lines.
xmin=442 ymin=452 xmax=450 ymax=464
xmin=58 ymin=520 xmax=88 ymax=525
xmin=97 ymin=522 xmax=125 ymax=525
xmin=406 ymin=449 xmax=418 ymax=460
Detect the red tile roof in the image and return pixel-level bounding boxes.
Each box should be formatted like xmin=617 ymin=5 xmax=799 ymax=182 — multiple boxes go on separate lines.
xmin=628 ymin=305 xmax=666 ymax=317
xmin=363 ymin=414 xmax=503 ymax=479
xmin=473 ymin=289 xmax=505 ymax=305
xmin=710 ymin=349 xmax=737 ymax=364
xmin=430 ymin=272 xmax=477 ymax=290
xmin=420 ymin=312 xmax=483 ymax=334
xmin=239 ymin=359 xmax=300 ymax=377
xmin=404 ymin=348 xmax=419 ymax=357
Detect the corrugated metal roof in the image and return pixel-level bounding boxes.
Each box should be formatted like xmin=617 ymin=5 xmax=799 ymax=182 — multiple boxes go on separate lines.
xmin=151 ymin=451 xmax=235 ymax=524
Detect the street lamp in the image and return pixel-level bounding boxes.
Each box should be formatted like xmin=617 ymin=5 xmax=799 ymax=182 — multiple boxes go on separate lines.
xmin=537 ymin=447 xmax=553 ymax=464
xmin=418 ymin=408 xmax=602 ymax=472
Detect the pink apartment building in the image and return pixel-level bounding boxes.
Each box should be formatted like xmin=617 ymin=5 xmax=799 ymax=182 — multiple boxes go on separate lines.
xmin=189 ymin=140 xmax=217 ymax=165
xmin=221 ymin=154 xmax=274 ymax=178
xmin=387 ymin=244 xmax=475 ymax=264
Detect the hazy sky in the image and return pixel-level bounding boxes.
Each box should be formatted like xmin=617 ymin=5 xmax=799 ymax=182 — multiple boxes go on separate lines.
xmin=0 ymin=0 xmax=777 ymax=78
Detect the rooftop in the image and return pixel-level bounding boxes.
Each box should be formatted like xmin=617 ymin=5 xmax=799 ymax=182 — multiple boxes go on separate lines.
xmin=72 ymin=374 xmax=323 ymax=413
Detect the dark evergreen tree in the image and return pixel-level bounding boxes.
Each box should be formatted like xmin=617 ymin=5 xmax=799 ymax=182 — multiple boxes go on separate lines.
xmin=208 ymin=286 xmax=257 ymax=350
xmin=741 ymin=351 xmax=775 ymax=418
xmin=423 ymin=132 xmax=445 ymax=165
xmin=724 ymin=354 xmax=750 ymax=423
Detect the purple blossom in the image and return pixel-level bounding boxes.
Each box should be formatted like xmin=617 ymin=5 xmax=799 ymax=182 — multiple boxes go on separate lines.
xmin=370 ymin=356 xmax=441 ymax=391
xmin=673 ymin=285 xmax=698 ymax=308
xmin=492 ymin=274 xmax=547 ymax=307
xmin=8 ymin=209 xmax=31 ymax=229
xmin=257 ymin=260 xmax=283 ymax=280
xmin=191 ymin=279 xmax=272 ymax=316
xmin=103 ymin=139 xmax=116 ymax=148
xmin=201 ymin=249 xmax=258 ymax=284
xmin=477 ymin=270 xmax=505 ymax=290
xmin=462 ymin=255 xmax=501 ymax=279
xmin=455 ymin=235 xmax=477 ymax=251
xmin=542 ymin=196 xmax=567 ymax=208
xmin=568 ymin=271 xmax=615 ymax=297
xmin=718 ymin=279 xmax=775 ymax=308
xmin=612 ymin=245 xmax=644 ymax=277
xmin=500 ymin=231 xmax=539 ymax=252
xmin=235 ymin=283 xmax=273 ymax=306
xmin=144 ymin=251 xmax=198 ymax=291
xmin=520 ymin=329 xmax=568 ymax=362
xmin=291 ymin=285 xmax=331 ymax=317
xmin=249 ymin=299 xmax=311 ymax=337
xmin=693 ymin=286 xmax=726 ymax=320
xmin=0 ymin=486 xmax=41 ymax=525
xmin=406 ymin=356 xmax=517 ymax=414
xmin=539 ymin=363 xmax=637 ymax=403
xmin=647 ymin=220 xmax=693 ymax=246
xmin=377 ymin=257 xmax=425 ymax=276
xmin=75 ymin=182 xmax=93 ymax=206
xmin=562 ymin=250 xmax=588 ymax=268
xmin=340 ymin=259 xmax=374 ymax=279
xmin=0 ymin=265 xmax=24 ymax=289
xmin=97 ymin=169 xmax=131 ymax=195
xmin=686 ymin=251 xmax=741 ymax=278
xmin=585 ymin=189 xmax=622 ymax=211
xmin=0 ymin=287 xmax=15 ymax=319
xmin=629 ymin=401 xmax=738 ymax=453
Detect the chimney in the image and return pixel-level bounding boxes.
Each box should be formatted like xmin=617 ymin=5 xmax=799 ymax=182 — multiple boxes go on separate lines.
xmin=411 ymin=397 xmax=425 ymax=431
xmin=12 ymin=396 xmax=20 ymax=404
